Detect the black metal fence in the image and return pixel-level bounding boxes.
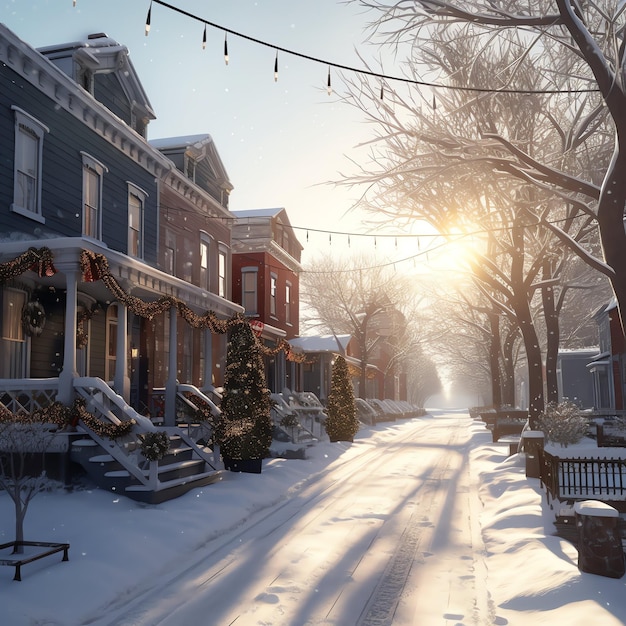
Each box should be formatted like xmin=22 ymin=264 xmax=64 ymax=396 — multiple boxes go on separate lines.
xmin=542 ymin=451 xmax=626 ymax=506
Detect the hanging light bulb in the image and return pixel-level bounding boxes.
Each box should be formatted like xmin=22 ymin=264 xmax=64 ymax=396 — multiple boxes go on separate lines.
xmin=274 ymin=51 xmax=279 ymax=82
xmin=202 ymin=24 xmax=207 ymax=50
xmin=145 ymin=1 xmax=152 ymax=36
xmin=432 ymin=94 xmax=436 ymax=111
xmin=224 ymin=33 xmax=229 ymax=65
xmin=380 ymin=84 xmax=384 ymax=100
xmin=73 ymin=0 xmax=76 ymax=6
xmin=348 ymin=235 xmax=351 ymax=247
xmin=327 ymin=66 xmax=332 ymax=96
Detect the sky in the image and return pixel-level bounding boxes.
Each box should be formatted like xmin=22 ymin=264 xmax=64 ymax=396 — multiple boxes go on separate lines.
xmin=1 ymin=410 xmax=626 ymax=625
xmin=0 ymin=0 xmax=433 ymax=266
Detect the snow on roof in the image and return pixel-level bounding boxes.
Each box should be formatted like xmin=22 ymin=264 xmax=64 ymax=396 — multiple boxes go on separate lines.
xmin=289 ymin=335 xmax=352 ymax=353
xmin=149 ymin=134 xmax=213 ymax=150
xmin=231 ymin=208 xmax=284 ymax=219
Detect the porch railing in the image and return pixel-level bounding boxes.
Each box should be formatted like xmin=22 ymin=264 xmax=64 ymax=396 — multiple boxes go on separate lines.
xmin=73 ymin=378 xmax=218 ymax=490
xmin=0 ymin=378 xmax=59 ymax=415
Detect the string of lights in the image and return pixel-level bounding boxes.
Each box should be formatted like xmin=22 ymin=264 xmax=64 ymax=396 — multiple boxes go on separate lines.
xmin=132 ymin=0 xmax=601 ymax=96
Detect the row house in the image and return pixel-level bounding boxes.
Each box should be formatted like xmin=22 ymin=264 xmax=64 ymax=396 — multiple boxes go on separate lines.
xmin=231 ymin=207 xmax=303 ymax=393
xmin=0 ymin=26 xmax=243 ymax=500
xmin=588 ymin=300 xmax=624 ymax=412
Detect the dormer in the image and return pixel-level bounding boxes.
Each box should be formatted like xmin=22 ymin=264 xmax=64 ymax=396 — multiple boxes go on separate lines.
xmin=150 ymin=134 xmax=234 ymax=209
xmin=37 ymin=33 xmax=155 ymax=138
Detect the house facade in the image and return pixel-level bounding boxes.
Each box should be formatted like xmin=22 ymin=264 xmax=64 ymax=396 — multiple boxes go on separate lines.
xmin=231 ymin=207 xmax=303 ymax=393
xmin=0 ymin=26 xmax=244 ymax=500
xmin=588 ymin=300 xmax=624 ymax=412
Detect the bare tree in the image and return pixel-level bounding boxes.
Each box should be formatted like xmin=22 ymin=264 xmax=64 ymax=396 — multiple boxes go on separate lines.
xmin=353 ymin=0 xmax=626 ymax=334
xmin=301 ymin=253 xmax=433 ymax=398
xmin=0 ymin=413 xmax=62 ymax=553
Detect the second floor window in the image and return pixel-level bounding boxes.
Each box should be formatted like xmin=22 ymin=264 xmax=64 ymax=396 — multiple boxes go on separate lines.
xmin=200 ymin=235 xmax=210 ymax=290
xmin=128 ymin=185 xmax=147 ymax=258
xmin=270 ymin=274 xmax=277 ymax=317
xmin=164 ymin=229 xmax=176 ymax=275
xmin=285 ymin=282 xmax=292 ymax=324
xmin=218 ymin=246 xmax=228 ymax=298
xmin=81 ymin=153 xmax=107 ymax=239
xmin=12 ymin=107 xmax=48 ymax=221
xmin=242 ymin=268 xmax=258 ymax=314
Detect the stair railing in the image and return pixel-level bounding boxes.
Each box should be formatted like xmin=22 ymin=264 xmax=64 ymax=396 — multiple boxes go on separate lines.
xmin=73 ymin=378 xmax=219 ymax=489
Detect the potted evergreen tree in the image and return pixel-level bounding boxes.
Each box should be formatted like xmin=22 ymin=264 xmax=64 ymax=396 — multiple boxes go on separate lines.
xmin=218 ymin=318 xmax=273 ymax=473
xmin=325 ymin=355 xmax=359 ymax=443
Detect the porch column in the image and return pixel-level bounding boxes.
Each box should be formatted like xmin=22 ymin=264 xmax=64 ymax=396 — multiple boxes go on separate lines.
xmin=203 ymin=328 xmax=213 ymax=389
xmin=57 ymin=268 xmax=79 ymax=405
xmin=164 ymin=306 xmax=178 ymax=427
xmin=114 ymin=302 xmax=130 ymax=402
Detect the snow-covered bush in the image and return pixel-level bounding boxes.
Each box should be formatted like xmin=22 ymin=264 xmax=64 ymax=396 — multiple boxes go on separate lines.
xmin=536 ymin=401 xmax=589 ymax=447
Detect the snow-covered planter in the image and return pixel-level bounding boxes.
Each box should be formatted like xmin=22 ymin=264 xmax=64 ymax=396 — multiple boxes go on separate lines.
xmin=536 ymin=401 xmax=588 ymax=447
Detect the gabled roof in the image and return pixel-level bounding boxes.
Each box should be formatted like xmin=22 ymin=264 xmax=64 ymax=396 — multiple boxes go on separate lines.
xmin=37 ymin=32 xmax=155 ymax=123
xmin=150 ymin=134 xmax=232 ymax=191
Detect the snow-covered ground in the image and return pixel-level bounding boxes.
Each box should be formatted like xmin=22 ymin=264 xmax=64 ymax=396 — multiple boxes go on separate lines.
xmin=0 ymin=410 xmax=625 ymax=625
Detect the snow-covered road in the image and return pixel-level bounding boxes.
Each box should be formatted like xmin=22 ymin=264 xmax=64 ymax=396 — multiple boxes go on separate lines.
xmin=96 ymin=412 xmax=492 ymax=626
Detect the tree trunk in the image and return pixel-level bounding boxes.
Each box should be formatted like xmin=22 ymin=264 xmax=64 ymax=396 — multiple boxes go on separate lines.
xmin=542 ymin=258 xmax=560 ymax=404
xmin=488 ymin=311 xmax=502 ymax=408
xmin=501 ymin=326 xmax=517 ymax=407
xmin=511 ymin=219 xmax=544 ymax=427
xmin=597 ymin=147 xmax=626 ymax=341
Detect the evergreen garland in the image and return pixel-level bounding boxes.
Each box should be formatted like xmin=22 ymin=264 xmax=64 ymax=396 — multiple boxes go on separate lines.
xmin=324 ymin=355 xmax=359 ymax=442
xmin=219 ymin=315 xmax=273 ymax=461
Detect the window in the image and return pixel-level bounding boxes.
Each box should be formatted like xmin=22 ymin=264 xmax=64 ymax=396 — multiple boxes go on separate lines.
xmin=2 ymin=288 xmax=25 ymax=342
xmin=285 ymin=281 xmax=292 ymax=324
xmin=242 ymin=267 xmax=258 ymax=314
xmin=164 ymin=229 xmax=176 ymax=275
xmin=270 ymin=273 xmax=277 ymax=317
xmin=81 ymin=153 xmax=107 ymax=239
xmin=200 ymin=234 xmax=210 ymax=290
xmin=12 ymin=107 xmax=48 ymax=221
xmin=0 ymin=288 xmax=27 ymax=378
xmin=105 ymin=304 xmax=118 ymax=382
xmin=218 ymin=245 xmax=228 ymax=298
xmin=128 ymin=184 xmax=147 ymax=258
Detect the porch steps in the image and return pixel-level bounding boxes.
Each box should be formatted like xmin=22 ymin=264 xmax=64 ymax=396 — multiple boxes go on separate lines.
xmin=70 ymin=436 xmax=222 ymax=504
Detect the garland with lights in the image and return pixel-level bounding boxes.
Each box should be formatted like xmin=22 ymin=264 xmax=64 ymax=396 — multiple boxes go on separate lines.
xmin=139 ymin=430 xmax=170 ymax=461
xmin=76 ymin=305 xmax=100 ymax=350
xmin=80 ymin=250 xmax=304 ymax=360
xmin=0 ymin=247 xmax=57 ymax=283
xmin=0 ymin=398 xmax=136 ymax=440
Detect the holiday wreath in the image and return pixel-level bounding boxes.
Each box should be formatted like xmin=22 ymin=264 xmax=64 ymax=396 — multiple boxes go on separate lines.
xmin=21 ymin=301 xmax=46 ymax=337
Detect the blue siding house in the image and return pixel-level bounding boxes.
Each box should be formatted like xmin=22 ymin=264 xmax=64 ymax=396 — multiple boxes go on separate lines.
xmin=0 ymin=26 xmax=242 ymax=501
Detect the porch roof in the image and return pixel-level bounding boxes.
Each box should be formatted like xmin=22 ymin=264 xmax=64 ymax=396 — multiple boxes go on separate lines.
xmin=0 ymin=238 xmax=243 ymax=318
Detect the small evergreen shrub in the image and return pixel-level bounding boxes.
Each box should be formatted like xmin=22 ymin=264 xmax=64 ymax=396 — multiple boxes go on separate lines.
xmin=324 ymin=355 xmax=359 ymax=442
xmin=536 ymin=401 xmax=589 ymax=447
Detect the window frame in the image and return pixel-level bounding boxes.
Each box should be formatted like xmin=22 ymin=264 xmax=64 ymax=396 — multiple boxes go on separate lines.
xmin=270 ymin=273 xmax=278 ymax=317
xmin=285 ymin=281 xmax=292 ymax=325
xmin=218 ymin=244 xmax=229 ymax=299
xmin=81 ymin=152 xmax=107 ymax=240
xmin=127 ymin=183 xmax=147 ymax=259
xmin=242 ymin=266 xmax=258 ymax=315
xmin=11 ymin=106 xmax=48 ymax=223
xmin=200 ymin=233 xmax=211 ymax=290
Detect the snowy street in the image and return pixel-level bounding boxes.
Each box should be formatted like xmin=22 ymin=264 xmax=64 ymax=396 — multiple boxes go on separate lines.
xmin=3 ymin=411 xmax=626 ymax=625
xmin=93 ymin=412 xmax=489 ymax=626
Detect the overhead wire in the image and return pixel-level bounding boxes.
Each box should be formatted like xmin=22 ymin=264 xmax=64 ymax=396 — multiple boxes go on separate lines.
xmin=144 ymin=0 xmax=600 ymax=95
